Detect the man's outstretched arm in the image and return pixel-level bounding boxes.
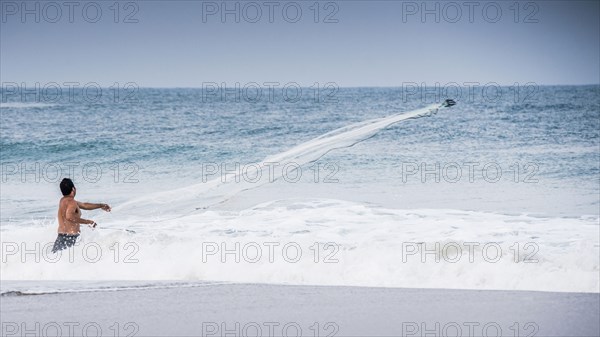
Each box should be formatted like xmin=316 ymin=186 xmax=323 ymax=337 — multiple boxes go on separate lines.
xmin=77 ymin=202 xmax=111 ymax=212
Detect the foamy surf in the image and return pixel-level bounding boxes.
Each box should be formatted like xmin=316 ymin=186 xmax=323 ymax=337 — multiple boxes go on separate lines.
xmin=2 ymin=199 xmax=598 ymax=293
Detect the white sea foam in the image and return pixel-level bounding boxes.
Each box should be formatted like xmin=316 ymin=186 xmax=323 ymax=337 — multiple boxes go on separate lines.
xmin=1 ymin=199 xmax=598 ymax=293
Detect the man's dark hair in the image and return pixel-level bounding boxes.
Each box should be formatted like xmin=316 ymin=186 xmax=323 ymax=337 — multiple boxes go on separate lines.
xmin=60 ymin=178 xmax=75 ymax=196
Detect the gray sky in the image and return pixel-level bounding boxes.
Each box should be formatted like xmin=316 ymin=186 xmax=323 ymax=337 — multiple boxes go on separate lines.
xmin=1 ymin=0 xmax=599 ymax=87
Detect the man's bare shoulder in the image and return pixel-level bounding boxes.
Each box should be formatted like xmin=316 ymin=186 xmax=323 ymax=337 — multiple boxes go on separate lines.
xmin=60 ymin=197 xmax=78 ymax=208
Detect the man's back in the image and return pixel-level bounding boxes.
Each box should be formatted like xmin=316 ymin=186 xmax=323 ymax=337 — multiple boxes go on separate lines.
xmin=57 ymin=196 xmax=80 ymax=234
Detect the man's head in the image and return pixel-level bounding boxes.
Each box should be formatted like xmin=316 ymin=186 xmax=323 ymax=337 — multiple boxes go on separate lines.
xmin=60 ymin=178 xmax=76 ymax=196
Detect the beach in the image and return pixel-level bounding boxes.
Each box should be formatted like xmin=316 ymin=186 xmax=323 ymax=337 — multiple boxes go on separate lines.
xmin=2 ymin=283 xmax=599 ymax=336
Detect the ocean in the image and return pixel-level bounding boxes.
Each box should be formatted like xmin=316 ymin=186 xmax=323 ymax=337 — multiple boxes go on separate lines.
xmin=1 ymin=85 xmax=598 ymax=294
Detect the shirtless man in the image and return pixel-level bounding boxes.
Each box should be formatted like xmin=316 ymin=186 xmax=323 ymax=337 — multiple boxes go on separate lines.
xmin=52 ymin=178 xmax=112 ymax=253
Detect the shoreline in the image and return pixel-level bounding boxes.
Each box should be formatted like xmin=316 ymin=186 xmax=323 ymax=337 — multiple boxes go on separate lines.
xmin=2 ymin=280 xmax=600 ymax=296
xmin=1 ymin=283 xmax=598 ymax=336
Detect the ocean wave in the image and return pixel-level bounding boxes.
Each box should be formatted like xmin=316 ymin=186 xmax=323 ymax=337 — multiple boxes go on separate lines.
xmin=1 ymin=199 xmax=598 ymax=293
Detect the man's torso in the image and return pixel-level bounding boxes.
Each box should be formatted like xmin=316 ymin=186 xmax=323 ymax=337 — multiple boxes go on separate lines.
xmin=57 ymin=197 xmax=80 ymax=234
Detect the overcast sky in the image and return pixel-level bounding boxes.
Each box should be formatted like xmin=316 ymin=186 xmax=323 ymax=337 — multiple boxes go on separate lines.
xmin=1 ymin=0 xmax=599 ymax=87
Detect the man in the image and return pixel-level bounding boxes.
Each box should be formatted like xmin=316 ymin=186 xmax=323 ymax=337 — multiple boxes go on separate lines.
xmin=52 ymin=178 xmax=112 ymax=253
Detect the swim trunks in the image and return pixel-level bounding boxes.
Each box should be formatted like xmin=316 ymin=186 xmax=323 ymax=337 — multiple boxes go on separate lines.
xmin=51 ymin=233 xmax=80 ymax=253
